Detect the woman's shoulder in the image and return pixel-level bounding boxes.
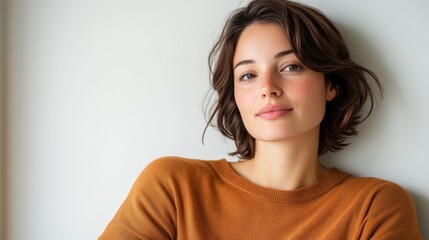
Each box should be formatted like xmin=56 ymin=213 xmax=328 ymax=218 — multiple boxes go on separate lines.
xmin=335 ymin=170 xmax=416 ymax=210
xmin=341 ymin=172 xmax=410 ymax=197
xmin=139 ymin=156 xmax=222 ymax=182
xmin=145 ymin=156 xmax=215 ymax=171
xmin=334 ymin=171 xmax=422 ymax=238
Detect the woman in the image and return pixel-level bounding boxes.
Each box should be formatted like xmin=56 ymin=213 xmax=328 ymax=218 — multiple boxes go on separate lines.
xmin=100 ymin=0 xmax=422 ymax=239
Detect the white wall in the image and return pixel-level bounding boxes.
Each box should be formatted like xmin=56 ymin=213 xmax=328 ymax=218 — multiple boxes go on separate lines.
xmin=0 ymin=0 xmax=7 ymax=238
xmin=5 ymin=0 xmax=428 ymax=239
xmin=306 ymin=1 xmax=429 ymax=237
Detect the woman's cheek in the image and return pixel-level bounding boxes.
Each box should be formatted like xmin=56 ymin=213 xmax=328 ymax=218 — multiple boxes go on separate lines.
xmin=234 ymin=88 xmax=253 ymax=114
xmin=289 ymin=78 xmax=327 ymax=117
xmin=288 ymin=79 xmax=315 ymax=101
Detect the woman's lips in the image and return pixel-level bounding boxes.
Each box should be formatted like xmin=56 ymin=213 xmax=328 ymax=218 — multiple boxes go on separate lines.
xmin=256 ymin=106 xmax=293 ymax=120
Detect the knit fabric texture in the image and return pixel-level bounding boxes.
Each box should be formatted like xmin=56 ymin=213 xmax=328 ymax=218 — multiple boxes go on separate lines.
xmin=99 ymin=156 xmax=422 ymax=239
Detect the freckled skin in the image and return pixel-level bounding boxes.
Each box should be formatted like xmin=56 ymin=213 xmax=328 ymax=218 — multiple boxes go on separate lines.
xmin=233 ymin=23 xmax=336 ymax=143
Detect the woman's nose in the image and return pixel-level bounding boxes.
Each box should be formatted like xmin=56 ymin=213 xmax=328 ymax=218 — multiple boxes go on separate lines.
xmin=260 ymin=73 xmax=283 ymax=97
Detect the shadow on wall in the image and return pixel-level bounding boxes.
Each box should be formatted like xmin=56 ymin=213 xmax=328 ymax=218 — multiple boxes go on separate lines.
xmin=0 ymin=30 xmax=8 ymax=240
xmin=410 ymin=190 xmax=429 ymax=238
xmin=321 ymin=22 xmax=428 ymax=238
xmin=0 ymin=0 xmax=8 ymax=237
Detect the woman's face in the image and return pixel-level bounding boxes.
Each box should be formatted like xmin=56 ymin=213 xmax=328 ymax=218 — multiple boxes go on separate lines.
xmin=233 ymin=23 xmax=336 ymax=143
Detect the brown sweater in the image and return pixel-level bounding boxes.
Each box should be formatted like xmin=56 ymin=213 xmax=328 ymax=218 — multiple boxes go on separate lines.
xmin=100 ymin=157 xmax=422 ymax=239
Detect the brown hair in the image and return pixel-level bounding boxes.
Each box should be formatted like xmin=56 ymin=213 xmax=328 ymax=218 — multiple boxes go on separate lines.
xmin=204 ymin=0 xmax=382 ymax=159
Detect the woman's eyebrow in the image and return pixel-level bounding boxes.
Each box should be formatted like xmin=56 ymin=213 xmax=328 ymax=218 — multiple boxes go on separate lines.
xmin=274 ymin=49 xmax=294 ymax=59
xmin=233 ymin=49 xmax=294 ymax=70
xmin=233 ymin=60 xmax=254 ymax=70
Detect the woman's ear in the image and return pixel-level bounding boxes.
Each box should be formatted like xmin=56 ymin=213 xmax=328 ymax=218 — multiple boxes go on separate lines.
xmin=326 ymin=81 xmax=338 ymax=101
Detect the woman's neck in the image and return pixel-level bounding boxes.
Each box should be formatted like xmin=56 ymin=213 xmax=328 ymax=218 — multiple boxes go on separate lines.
xmin=231 ymin=126 xmax=329 ymax=191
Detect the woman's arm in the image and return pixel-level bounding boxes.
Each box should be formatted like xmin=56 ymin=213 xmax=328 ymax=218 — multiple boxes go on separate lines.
xmin=359 ymin=181 xmax=422 ymax=239
xmin=99 ymin=159 xmax=177 ymax=240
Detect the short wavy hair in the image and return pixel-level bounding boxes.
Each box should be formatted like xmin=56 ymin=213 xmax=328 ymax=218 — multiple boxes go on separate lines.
xmin=204 ymin=0 xmax=382 ymax=159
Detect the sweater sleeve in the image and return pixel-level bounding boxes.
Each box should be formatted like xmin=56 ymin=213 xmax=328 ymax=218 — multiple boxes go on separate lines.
xmin=99 ymin=158 xmax=177 ymax=240
xmin=359 ymin=181 xmax=422 ymax=240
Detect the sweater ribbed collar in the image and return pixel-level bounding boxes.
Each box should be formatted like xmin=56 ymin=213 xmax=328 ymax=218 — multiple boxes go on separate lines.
xmin=209 ymin=159 xmax=350 ymax=203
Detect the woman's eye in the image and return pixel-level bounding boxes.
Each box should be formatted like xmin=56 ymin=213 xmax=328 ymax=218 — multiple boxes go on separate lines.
xmin=238 ymin=73 xmax=256 ymax=81
xmin=282 ymin=64 xmax=302 ymax=72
